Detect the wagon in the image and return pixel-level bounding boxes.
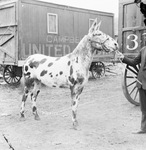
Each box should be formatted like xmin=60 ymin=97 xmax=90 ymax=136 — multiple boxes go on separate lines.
xmin=0 ymin=0 xmax=115 ymax=85
xmin=119 ymin=0 xmax=146 ymax=106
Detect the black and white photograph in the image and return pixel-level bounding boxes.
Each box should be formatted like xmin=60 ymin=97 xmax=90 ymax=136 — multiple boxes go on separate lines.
xmin=0 ymin=0 xmax=146 ymax=149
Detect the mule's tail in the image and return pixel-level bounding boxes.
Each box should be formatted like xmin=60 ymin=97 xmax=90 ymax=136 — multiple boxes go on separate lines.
xmin=18 ymin=74 xmax=25 ymax=94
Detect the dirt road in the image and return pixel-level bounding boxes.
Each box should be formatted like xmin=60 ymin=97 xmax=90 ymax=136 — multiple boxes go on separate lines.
xmin=0 ymin=65 xmax=145 ymax=150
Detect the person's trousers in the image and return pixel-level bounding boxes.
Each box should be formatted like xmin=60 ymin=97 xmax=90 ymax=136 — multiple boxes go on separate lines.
xmin=139 ymin=88 xmax=146 ymax=131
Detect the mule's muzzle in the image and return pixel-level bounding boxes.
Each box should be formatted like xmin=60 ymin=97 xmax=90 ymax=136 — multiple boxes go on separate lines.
xmin=108 ymin=42 xmax=119 ymax=52
xmin=103 ymin=43 xmax=118 ymax=53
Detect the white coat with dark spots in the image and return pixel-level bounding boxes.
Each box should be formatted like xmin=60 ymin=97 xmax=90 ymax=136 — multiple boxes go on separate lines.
xmin=20 ymin=18 xmax=119 ymax=129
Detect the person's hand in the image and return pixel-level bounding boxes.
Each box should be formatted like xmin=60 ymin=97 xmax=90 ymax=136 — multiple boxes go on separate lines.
xmin=134 ymin=0 xmax=141 ymax=4
xmin=115 ymin=51 xmax=124 ymax=60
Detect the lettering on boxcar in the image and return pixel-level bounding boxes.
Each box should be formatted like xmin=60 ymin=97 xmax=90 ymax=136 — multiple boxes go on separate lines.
xmin=32 ymin=44 xmax=45 ymax=54
xmin=54 ymin=44 xmax=63 ymax=57
xmin=22 ymin=35 xmax=81 ymax=58
xmin=46 ymin=35 xmax=81 ymax=44
xmin=22 ymin=43 xmax=71 ymax=57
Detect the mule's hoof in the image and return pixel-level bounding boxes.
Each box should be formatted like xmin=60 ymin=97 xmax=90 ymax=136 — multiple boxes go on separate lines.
xmin=73 ymin=120 xmax=79 ymax=130
xmin=73 ymin=126 xmax=78 ymax=130
xmin=34 ymin=115 xmax=40 ymax=121
xmin=73 ymin=120 xmax=78 ymax=126
xmin=20 ymin=116 xmax=25 ymax=121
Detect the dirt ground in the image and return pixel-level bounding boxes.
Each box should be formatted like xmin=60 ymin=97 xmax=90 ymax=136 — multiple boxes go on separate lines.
xmin=0 ymin=64 xmax=146 ymax=150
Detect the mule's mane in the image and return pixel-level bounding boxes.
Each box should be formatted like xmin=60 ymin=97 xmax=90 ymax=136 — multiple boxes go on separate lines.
xmin=72 ymin=35 xmax=93 ymax=55
xmin=71 ymin=35 xmax=95 ymax=71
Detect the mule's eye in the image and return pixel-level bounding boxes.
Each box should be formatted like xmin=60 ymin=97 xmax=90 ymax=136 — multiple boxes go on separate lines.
xmin=97 ymin=33 xmax=102 ymax=36
xmin=93 ymin=33 xmax=101 ymax=36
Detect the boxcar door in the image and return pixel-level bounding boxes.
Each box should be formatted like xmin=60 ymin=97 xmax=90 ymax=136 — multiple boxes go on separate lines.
xmin=119 ymin=0 xmax=146 ymax=105
xmin=0 ymin=2 xmax=18 ymax=65
xmin=119 ymin=0 xmax=146 ymax=57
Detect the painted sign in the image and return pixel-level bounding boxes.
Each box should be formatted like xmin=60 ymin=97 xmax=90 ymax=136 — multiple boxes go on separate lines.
xmin=22 ymin=35 xmax=82 ymax=58
xmin=126 ymin=33 xmax=146 ymax=51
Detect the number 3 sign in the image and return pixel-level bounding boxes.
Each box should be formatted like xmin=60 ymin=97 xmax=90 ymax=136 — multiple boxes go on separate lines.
xmin=126 ymin=34 xmax=138 ymax=50
xmin=126 ymin=33 xmax=146 ymax=51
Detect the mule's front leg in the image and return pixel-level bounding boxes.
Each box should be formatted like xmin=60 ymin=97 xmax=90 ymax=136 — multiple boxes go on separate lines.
xmin=20 ymin=87 xmax=29 ymax=121
xmin=71 ymin=97 xmax=79 ymax=129
xmin=31 ymin=81 xmax=41 ymax=120
xmin=70 ymin=86 xmax=83 ymax=129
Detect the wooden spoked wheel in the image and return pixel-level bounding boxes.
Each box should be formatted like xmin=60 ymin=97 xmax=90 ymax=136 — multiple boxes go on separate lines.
xmin=91 ymin=61 xmax=105 ymax=79
xmin=3 ymin=65 xmax=22 ymax=86
xmin=122 ymin=64 xmax=140 ymax=106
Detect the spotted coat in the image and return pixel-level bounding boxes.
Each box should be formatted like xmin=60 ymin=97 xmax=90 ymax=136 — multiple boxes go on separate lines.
xmin=20 ymin=18 xmax=118 ymax=129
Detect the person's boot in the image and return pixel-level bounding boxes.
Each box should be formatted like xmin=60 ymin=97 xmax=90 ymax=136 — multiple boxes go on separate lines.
xmin=136 ymin=113 xmax=146 ymax=134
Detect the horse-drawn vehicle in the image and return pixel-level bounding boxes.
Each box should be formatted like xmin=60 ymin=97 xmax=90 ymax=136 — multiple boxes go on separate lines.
xmin=0 ymin=0 xmax=115 ymax=85
xmin=119 ymin=0 xmax=146 ymax=106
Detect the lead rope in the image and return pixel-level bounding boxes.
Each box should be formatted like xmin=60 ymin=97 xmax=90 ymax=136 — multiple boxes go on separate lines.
xmin=115 ymin=50 xmax=142 ymax=85
xmin=2 ymin=134 xmax=15 ymax=150
xmin=89 ymin=37 xmax=110 ymax=52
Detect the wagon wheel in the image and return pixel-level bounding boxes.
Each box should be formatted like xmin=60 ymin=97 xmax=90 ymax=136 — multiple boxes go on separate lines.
xmin=91 ymin=61 xmax=105 ymax=79
xmin=122 ymin=64 xmax=140 ymax=106
xmin=3 ymin=65 xmax=22 ymax=86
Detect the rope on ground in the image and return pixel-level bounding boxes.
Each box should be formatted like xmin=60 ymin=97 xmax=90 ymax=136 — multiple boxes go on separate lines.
xmin=2 ymin=134 xmax=15 ymax=150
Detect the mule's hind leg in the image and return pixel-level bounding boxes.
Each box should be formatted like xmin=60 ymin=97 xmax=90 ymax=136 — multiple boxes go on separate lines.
xmin=20 ymin=86 xmax=29 ymax=120
xmin=31 ymin=80 xmax=41 ymax=120
xmin=70 ymin=86 xmax=84 ymax=129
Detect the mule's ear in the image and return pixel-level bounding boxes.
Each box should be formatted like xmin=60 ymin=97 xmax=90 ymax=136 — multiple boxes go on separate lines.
xmin=96 ymin=21 xmax=102 ymax=30
xmin=88 ymin=18 xmax=98 ymax=34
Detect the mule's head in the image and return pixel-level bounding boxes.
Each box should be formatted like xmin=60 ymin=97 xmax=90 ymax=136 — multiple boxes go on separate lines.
xmin=88 ymin=18 xmax=119 ymax=53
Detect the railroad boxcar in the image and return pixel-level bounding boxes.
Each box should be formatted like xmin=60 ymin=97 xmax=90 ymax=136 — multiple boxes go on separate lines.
xmin=0 ymin=0 xmax=115 ymax=85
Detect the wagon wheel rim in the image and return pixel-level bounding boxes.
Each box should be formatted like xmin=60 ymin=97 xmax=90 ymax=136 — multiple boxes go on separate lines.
xmin=122 ymin=64 xmax=140 ymax=106
xmin=3 ymin=65 xmax=21 ymax=85
xmin=92 ymin=61 xmax=105 ymax=79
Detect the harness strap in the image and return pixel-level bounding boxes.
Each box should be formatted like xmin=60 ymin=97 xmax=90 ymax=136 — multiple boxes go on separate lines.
xmin=89 ymin=37 xmax=109 ymax=52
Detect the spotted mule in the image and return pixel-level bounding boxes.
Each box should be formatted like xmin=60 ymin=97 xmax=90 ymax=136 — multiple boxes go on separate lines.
xmin=20 ymin=18 xmax=119 ymax=129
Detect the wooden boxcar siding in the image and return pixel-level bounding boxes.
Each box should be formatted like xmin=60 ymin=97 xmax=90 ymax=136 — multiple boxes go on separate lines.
xmin=0 ymin=1 xmax=18 ymax=65
xmin=119 ymin=0 xmax=146 ymax=57
xmin=19 ymin=0 xmax=114 ymax=60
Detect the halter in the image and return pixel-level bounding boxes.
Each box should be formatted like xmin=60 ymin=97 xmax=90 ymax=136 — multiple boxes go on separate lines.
xmin=89 ymin=37 xmax=110 ymax=52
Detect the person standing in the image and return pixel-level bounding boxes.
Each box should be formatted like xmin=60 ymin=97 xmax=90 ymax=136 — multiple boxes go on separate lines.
xmin=116 ymin=47 xmax=146 ymax=134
